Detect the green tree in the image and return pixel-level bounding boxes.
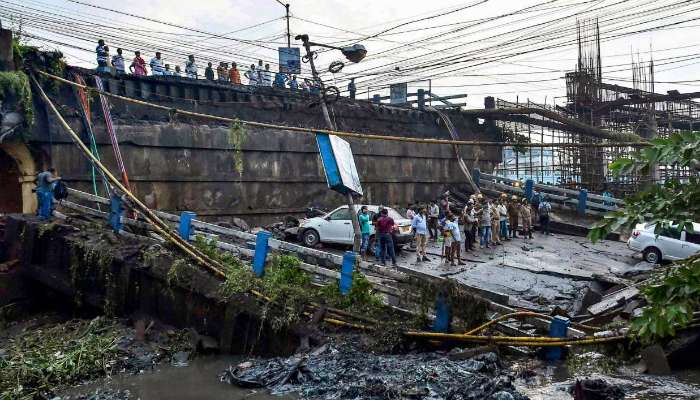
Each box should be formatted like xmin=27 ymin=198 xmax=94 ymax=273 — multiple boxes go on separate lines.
xmin=588 ymin=131 xmax=700 ymax=344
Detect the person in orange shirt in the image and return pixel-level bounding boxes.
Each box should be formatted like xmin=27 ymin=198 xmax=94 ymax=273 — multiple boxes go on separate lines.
xmin=229 ymin=62 xmax=241 ymax=84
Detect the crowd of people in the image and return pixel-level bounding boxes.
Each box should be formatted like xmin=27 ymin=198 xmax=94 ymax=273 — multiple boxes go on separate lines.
xmin=94 ymin=40 xmax=319 ymax=92
xmin=389 ymin=192 xmax=552 ymax=266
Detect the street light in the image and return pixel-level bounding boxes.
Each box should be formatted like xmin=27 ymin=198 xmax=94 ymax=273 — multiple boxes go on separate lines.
xmin=295 ymin=34 xmax=366 ymax=254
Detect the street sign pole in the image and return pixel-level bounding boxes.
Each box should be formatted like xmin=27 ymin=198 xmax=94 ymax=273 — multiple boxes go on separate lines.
xmin=299 ymin=36 xmax=362 ymax=253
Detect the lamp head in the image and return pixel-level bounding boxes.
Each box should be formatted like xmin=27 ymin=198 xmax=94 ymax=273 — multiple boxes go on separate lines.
xmin=341 ymin=44 xmax=367 ymax=63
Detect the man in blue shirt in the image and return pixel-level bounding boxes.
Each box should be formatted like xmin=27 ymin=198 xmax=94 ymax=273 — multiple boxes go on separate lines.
xmin=36 ymin=167 xmax=60 ymax=219
xmin=412 ymin=207 xmax=430 ymax=263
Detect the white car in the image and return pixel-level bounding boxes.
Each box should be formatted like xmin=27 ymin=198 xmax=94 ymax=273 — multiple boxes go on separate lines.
xmin=298 ymin=205 xmax=413 ymax=248
xmin=627 ymin=222 xmax=700 ymax=263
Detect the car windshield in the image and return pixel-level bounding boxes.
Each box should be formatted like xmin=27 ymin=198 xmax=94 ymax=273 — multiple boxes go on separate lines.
xmin=386 ymin=208 xmax=405 ymax=221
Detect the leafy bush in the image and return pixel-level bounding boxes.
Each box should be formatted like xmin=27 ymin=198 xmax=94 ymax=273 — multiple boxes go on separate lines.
xmin=588 ymin=131 xmax=700 ymax=343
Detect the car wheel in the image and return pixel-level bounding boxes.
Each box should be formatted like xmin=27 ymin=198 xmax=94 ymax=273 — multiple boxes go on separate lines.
xmin=643 ymin=247 xmax=662 ymax=264
xmin=303 ymin=229 xmax=320 ymax=247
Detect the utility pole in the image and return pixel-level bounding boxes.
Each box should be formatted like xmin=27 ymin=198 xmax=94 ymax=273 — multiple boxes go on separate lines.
xmin=285 ymin=3 xmax=291 ymax=48
xmin=275 ymin=0 xmax=291 ymax=48
xmin=298 ymin=35 xmax=362 ymax=253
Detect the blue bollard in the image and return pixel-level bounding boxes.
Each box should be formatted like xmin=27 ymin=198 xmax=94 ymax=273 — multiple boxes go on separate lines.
xmin=525 ymin=179 xmax=534 ymax=201
xmin=340 ymin=251 xmax=356 ymax=295
xmin=545 ymin=315 xmax=570 ymax=360
xmin=253 ymin=231 xmax=272 ymax=277
xmin=577 ymin=189 xmax=588 ymax=216
xmin=433 ymin=292 xmax=451 ymax=333
xmin=109 ymin=195 xmax=123 ymax=232
xmin=178 ymin=211 xmax=196 ymax=241
xmin=472 ymin=168 xmax=481 ymax=189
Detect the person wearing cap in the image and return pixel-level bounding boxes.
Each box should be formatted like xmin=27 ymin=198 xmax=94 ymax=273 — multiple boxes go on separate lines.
xmin=507 ymin=195 xmax=520 ymax=238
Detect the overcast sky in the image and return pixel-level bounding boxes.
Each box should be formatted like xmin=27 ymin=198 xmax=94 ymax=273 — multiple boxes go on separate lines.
xmin=5 ymin=0 xmax=700 ymax=108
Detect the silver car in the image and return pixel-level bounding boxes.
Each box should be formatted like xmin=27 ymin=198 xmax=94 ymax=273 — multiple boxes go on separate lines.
xmin=298 ymin=205 xmax=413 ymax=249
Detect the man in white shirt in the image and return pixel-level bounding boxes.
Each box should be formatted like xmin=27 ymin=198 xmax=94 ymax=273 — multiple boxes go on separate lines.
xmin=261 ymin=63 xmax=273 ymax=86
xmin=149 ymin=52 xmax=164 ymax=76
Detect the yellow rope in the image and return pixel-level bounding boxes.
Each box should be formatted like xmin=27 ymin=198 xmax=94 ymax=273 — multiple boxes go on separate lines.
xmin=404 ymin=330 xmax=626 ymax=344
xmin=35 ymin=70 xmax=650 ymax=149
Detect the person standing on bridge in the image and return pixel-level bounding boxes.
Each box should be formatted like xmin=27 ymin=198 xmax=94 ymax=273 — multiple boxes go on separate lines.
xmin=205 ymin=62 xmax=215 ymax=81
xmin=229 ymin=62 xmax=241 ymax=84
xmin=348 ymin=78 xmax=356 ymax=99
xmin=185 ymin=55 xmax=198 ymax=79
xmin=95 ymin=39 xmax=109 ymax=72
xmin=377 ymin=208 xmax=398 ymax=267
xmin=288 ymin=75 xmax=299 ymax=90
xmin=111 ymin=48 xmax=125 ymax=75
xmin=261 ymin=64 xmax=273 ymax=86
xmin=538 ymin=195 xmax=552 ymax=235
xmin=129 ymin=51 xmax=147 ymax=77
xmin=149 ymin=52 xmax=164 ymax=76
xmin=36 ymin=167 xmax=61 ymax=219
xmin=245 ymin=64 xmax=258 ymax=86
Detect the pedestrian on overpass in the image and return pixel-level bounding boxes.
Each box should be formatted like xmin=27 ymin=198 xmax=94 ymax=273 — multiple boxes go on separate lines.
xmin=538 ymin=195 xmax=552 ymax=235
xmin=377 ymin=208 xmax=398 ymax=267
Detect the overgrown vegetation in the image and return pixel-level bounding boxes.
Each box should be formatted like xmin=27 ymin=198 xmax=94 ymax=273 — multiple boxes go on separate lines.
xmin=192 ymin=235 xmax=385 ymax=330
xmin=588 ymin=131 xmax=700 ymax=344
xmin=227 ymin=120 xmax=247 ymax=176
xmin=0 ymin=70 xmax=33 ymax=140
xmin=0 ymin=318 xmax=121 ymax=400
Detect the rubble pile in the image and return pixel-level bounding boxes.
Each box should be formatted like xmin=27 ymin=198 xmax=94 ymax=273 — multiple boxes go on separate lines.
xmin=220 ymin=341 xmax=529 ymax=400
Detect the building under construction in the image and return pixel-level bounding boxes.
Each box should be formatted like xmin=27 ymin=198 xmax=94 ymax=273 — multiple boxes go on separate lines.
xmin=492 ymin=19 xmax=698 ymax=196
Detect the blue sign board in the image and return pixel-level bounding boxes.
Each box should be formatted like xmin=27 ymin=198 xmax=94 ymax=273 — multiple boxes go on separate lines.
xmin=316 ymin=133 xmax=363 ymax=196
xmin=278 ymin=47 xmax=301 ymax=74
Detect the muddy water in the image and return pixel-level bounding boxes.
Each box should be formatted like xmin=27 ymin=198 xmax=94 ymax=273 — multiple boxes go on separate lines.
xmin=61 ymin=356 xmax=296 ymax=400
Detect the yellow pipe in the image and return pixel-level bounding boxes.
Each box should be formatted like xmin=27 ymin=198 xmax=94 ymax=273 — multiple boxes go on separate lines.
xmin=404 ymin=330 xmax=626 ymax=343
xmin=465 ymin=312 xmax=597 ymax=335
xmin=35 ymin=70 xmax=649 ymax=149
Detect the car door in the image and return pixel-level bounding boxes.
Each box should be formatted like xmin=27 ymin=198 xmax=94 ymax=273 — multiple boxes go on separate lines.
xmin=657 ymin=227 xmax=683 ymax=260
xmin=323 ymin=207 xmax=353 ymax=244
xmin=680 ymin=231 xmax=700 ymax=259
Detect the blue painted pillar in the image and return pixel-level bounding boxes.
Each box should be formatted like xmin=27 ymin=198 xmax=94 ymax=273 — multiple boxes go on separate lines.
xmin=109 ymin=194 xmax=124 ymax=232
xmin=253 ymin=231 xmax=272 ymax=277
xmin=178 ymin=211 xmax=196 ymax=241
xmin=525 ymin=178 xmax=534 ymax=201
xmin=433 ymin=292 xmax=451 ymax=333
xmin=340 ymin=251 xmax=356 ymax=295
xmin=472 ymin=168 xmax=481 ymax=189
xmin=577 ymin=189 xmax=588 ymax=216
xmin=545 ymin=315 xmax=570 ymax=360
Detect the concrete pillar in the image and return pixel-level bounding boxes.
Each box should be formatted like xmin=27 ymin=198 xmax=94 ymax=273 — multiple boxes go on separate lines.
xmin=198 ymin=86 xmax=209 ymax=102
xmin=140 ymin=80 xmax=152 ymax=99
xmin=124 ymin=79 xmax=138 ymax=98
xmin=0 ymin=29 xmax=14 ymax=71
xmin=155 ymin=83 xmax=169 ymax=100
xmin=417 ymin=89 xmax=425 ymax=110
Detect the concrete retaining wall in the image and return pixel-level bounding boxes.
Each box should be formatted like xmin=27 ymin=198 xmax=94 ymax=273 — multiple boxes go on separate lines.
xmin=29 ymin=68 xmax=503 ymax=224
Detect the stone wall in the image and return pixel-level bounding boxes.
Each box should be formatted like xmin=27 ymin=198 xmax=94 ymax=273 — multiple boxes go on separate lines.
xmin=29 ymin=68 xmax=503 ymax=224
